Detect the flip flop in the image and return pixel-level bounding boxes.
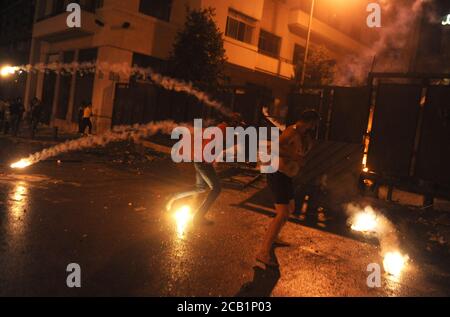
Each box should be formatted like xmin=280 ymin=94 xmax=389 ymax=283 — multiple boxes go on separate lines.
xmin=274 ymin=238 xmax=292 ymax=247
xmin=256 ymin=254 xmax=279 ymax=268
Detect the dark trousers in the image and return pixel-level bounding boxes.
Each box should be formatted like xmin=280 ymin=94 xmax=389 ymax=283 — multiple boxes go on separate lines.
xmin=170 ymin=163 xmax=222 ymax=218
xmin=0 ymin=112 xmax=4 ymax=132
xmin=81 ymin=118 xmax=92 ymax=134
xmin=30 ymin=118 xmax=39 ymax=139
xmin=11 ymin=115 xmax=21 ymax=136
xmin=2 ymin=120 xmax=9 ymax=134
xmin=78 ymin=118 xmax=83 ymax=133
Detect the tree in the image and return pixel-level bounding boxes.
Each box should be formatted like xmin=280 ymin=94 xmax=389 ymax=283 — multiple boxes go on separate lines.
xmin=294 ymin=45 xmax=336 ymax=87
xmin=169 ymin=8 xmax=227 ymax=93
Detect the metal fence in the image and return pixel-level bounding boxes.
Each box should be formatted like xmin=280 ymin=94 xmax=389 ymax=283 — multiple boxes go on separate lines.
xmin=112 ymin=73 xmax=450 ymax=198
xmin=288 ymin=73 xmax=450 ymax=197
xmin=112 ymin=81 xmax=271 ymax=127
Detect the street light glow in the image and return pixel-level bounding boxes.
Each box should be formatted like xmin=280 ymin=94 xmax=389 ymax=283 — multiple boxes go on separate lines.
xmin=0 ymin=65 xmax=19 ymax=77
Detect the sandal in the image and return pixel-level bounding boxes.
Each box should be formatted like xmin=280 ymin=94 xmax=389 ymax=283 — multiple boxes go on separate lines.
xmin=274 ymin=238 xmax=291 ymax=247
xmin=256 ymin=253 xmax=279 ymax=268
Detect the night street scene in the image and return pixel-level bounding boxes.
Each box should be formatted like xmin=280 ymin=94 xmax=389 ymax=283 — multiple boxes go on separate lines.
xmin=0 ymin=0 xmax=449 ymax=302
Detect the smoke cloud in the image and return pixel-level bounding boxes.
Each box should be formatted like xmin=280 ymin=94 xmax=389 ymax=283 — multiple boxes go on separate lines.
xmin=334 ymin=0 xmax=438 ymax=86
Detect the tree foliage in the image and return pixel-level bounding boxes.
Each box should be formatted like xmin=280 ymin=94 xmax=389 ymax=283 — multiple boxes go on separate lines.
xmin=295 ymin=45 xmax=336 ymax=87
xmin=169 ymin=8 xmax=227 ymax=93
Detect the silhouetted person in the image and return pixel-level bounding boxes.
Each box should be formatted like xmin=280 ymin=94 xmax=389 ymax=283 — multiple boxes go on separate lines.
xmin=0 ymin=98 xmax=6 ymax=132
xmin=2 ymin=99 xmax=11 ymax=134
xmin=10 ymin=97 xmax=25 ymax=137
xmin=78 ymin=102 xmax=86 ymax=134
xmin=81 ymin=101 xmax=93 ymax=135
xmin=256 ymin=110 xmax=320 ymax=267
xmin=166 ymin=113 xmax=244 ymax=225
xmin=30 ymin=97 xmax=42 ymax=139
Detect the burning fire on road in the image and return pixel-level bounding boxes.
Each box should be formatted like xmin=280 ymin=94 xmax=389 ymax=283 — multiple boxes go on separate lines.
xmin=10 ymin=159 xmax=33 ymax=169
xmin=349 ymin=206 xmax=379 ymax=234
xmin=383 ymin=251 xmax=409 ymax=277
xmin=347 ymin=203 xmax=410 ymax=279
xmin=174 ymin=205 xmax=193 ymax=238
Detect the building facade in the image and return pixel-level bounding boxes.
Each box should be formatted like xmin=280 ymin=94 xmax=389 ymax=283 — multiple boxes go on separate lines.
xmin=25 ymin=0 xmax=373 ymax=132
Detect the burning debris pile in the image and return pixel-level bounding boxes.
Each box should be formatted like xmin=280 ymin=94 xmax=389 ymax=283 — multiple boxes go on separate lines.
xmin=347 ymin=203 xmax=409 ymax=278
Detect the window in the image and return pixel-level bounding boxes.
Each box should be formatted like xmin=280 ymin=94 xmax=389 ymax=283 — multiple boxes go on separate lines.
xmin=225 ymin=9 xmax=255 ymax=44
xmin=139 ymin=0 xmax=172 ymax=22
xmin=258 ymin=30 xmax=281 ymax=58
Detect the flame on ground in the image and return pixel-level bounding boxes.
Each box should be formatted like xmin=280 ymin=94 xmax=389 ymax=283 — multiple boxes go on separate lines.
xmin=10 ymin=159 xmax=33 ymax=169
xmin=350 ymin=207 xmax=379 ymax=233
xmin=174 ymin=205 xmax=193 ymax=238
xmin=383 ymin=251 xmax=409 ymax=277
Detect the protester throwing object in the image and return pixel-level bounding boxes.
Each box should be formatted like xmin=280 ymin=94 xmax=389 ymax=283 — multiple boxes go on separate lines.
xmin=256 ymin=110 xmax=320 ymax=267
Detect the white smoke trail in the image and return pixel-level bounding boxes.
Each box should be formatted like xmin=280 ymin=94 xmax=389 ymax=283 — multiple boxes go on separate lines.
xmin=8 ymin=58 xmax=241 ymax=168
xmin=9 ymin=62 xmax=235 ymax=168
xmin=14 ymin=62 xmax=232 ymax=117
xmin=13 ymin=120 xmax=182 ymax=168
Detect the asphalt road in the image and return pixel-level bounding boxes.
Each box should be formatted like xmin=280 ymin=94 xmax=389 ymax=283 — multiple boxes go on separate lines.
xmin=0 ymin=136 xmax=449 ymax=296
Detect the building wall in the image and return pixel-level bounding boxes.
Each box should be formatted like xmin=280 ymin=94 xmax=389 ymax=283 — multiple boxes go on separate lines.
xmin=27 ymin=0 xmax=372 ymax=132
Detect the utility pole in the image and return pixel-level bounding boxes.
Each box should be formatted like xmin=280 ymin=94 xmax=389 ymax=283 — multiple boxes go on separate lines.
xmin=300 ymin=0 xmax=316 ymax=86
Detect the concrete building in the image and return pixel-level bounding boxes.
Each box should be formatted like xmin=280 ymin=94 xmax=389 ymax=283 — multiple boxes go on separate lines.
xmin=25 ymin=0 xmax=373 ymax=132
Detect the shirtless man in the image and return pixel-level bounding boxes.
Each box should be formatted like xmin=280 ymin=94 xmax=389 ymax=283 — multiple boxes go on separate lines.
xmin=257 ymin=110 xmax=320 ymax=267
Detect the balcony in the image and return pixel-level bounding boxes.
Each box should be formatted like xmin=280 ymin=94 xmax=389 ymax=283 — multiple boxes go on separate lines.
xmin=288 ymin=9 xmax=368 ymax=54
xmin=224 ymin=37 xmax=294 ymax=79
xmin=33 ymin=9 xmax=97 ymax=42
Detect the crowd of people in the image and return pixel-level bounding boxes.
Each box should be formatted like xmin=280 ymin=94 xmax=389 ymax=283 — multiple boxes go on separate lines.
xmin=0 ymin=96 xmax=94 ymax=138
xmin=0 ymin=96 xmax=43 ymax=138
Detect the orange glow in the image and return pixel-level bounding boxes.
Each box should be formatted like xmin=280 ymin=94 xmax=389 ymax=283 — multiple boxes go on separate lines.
xmin=173 ymin=205 xmax=193 ymax=238
xmin=11 ymin=159 xmax=33 ymax=169
xmin=383 ymin=251 xmax=408 ymax=278
xmin=0 ymin=65 xmax=18 ymax=77
xmin=350 ymin=208 xmax=378 ymax=233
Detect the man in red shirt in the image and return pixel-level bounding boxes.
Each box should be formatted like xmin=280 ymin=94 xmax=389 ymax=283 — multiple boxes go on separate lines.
xmin=166 ymin=113 xmax=243 ymax=225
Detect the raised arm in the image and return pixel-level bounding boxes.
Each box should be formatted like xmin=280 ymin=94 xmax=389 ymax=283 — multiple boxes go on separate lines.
xmin=279 ymin=126 xmax=302 ymax=161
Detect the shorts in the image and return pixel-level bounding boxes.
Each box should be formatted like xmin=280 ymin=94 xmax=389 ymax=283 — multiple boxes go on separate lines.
xmin=267 ymin=171 xmax=294 ymax=204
